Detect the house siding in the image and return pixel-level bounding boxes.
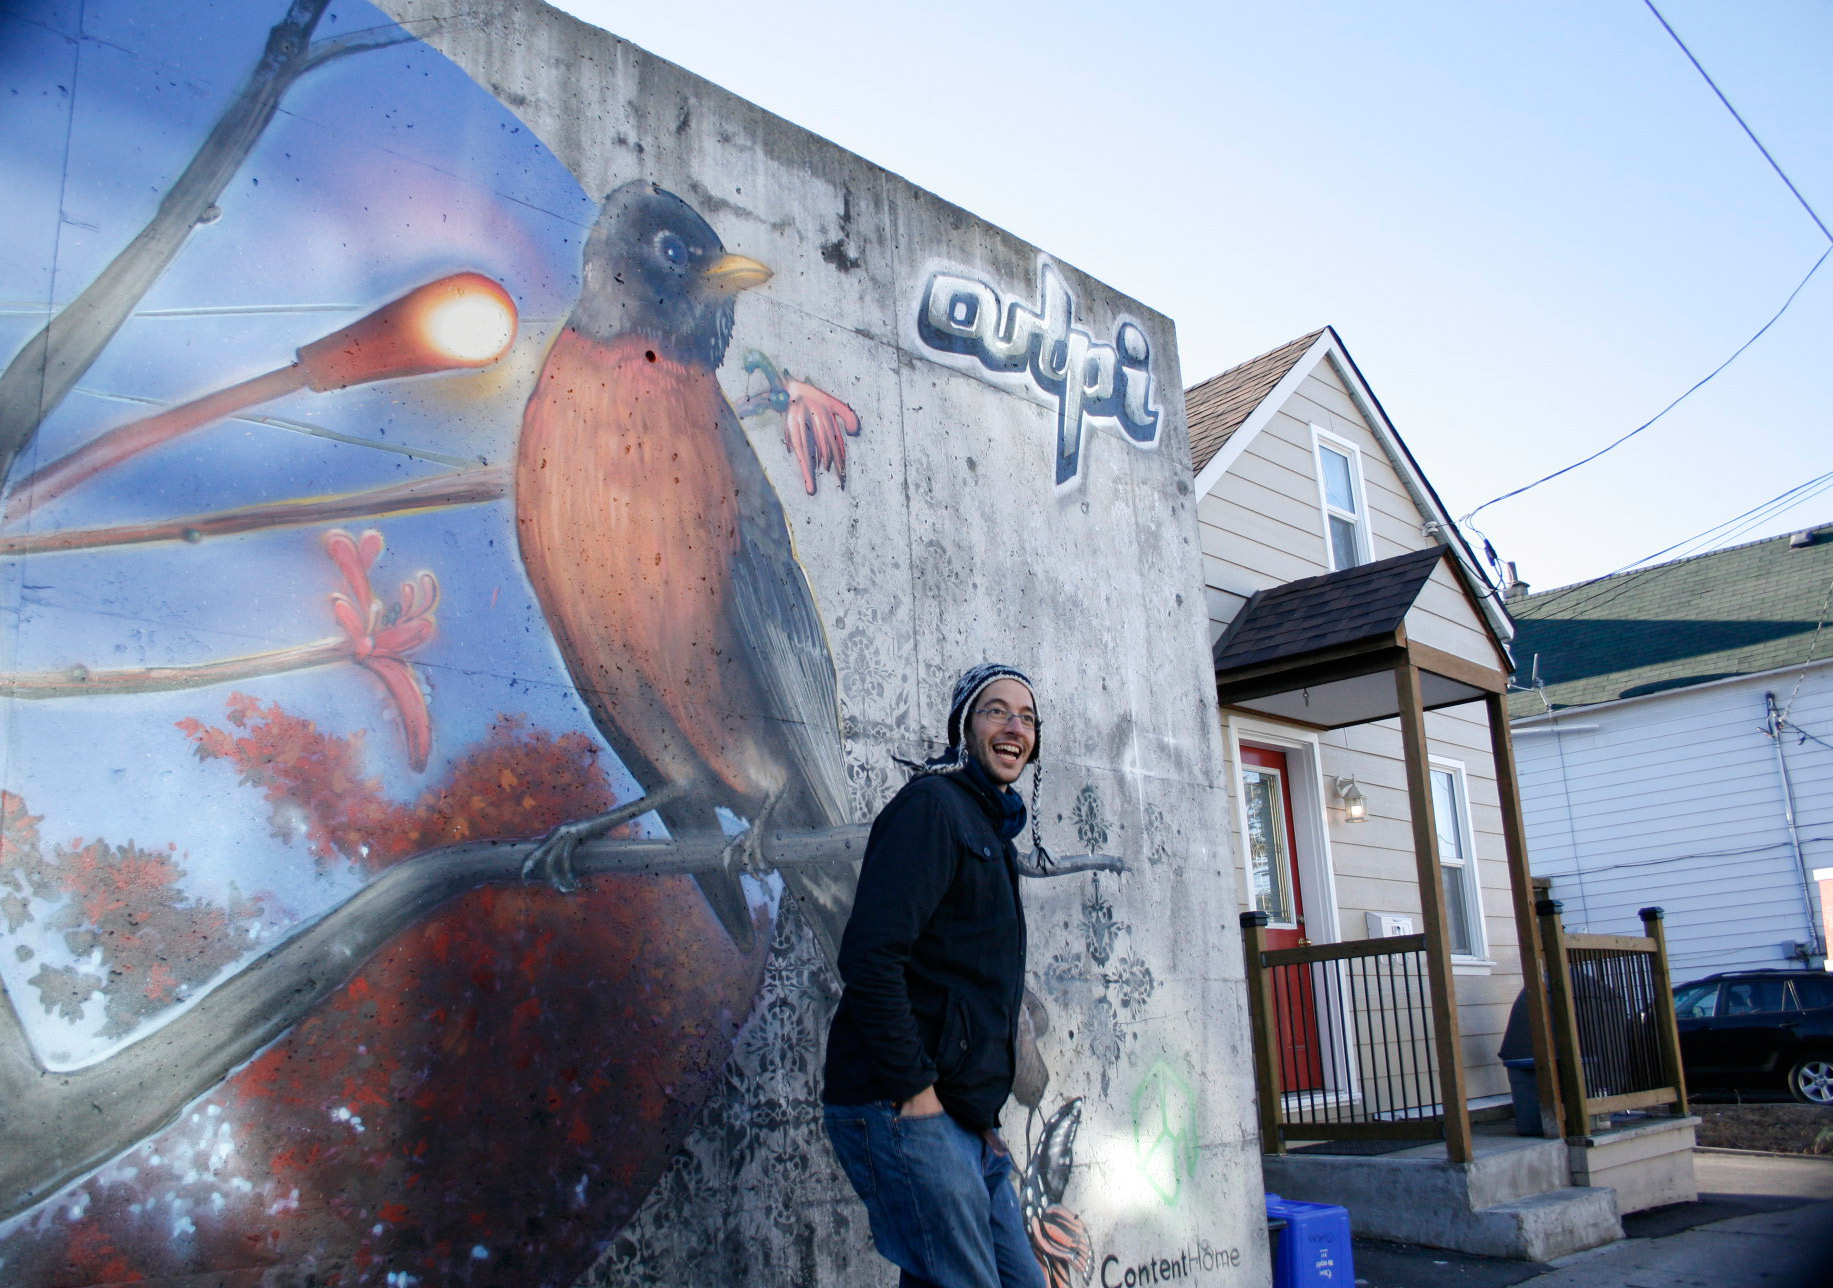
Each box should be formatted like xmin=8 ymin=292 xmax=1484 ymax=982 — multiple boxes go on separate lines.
xmin=1514 ymin=663 xmax=1833 ymax=981
xmin=1405 ymin=563 xmax=1502 ymax=666
xmin=1200 ymin=365 xmax=1477 ymax=645
xmin=1204 ymin=355 xmax=1522 ymax=1101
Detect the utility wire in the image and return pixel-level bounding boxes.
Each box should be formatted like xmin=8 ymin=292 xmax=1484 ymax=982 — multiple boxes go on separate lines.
xmin=1527 ymin=484 xmax=1833 ymax=630
xmin=1643 ymin=0 xmax=1832 ymax=244
xmin=1461 ymin=4 xmax=1833 ymax=525
xmin=1462 ymin=247 xmax=1830 ymax=523
xmin=1562 ymin=835 xmax=1833 ymax=879
xmin=1512 ymin=467 xmax=1833 ymax=624
xmin=1778 ymin=574 xmax=1833 ymax=723
xmin=1791 ymin=725 xmax=1833 ymax=756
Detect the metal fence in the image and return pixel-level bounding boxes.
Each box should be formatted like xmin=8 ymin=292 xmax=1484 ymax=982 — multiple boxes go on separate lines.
xmin=1242 ymin=917 xmax=1449 ymax=1147
xmin=1538 ymin=903 xmax=1688 ymax=1133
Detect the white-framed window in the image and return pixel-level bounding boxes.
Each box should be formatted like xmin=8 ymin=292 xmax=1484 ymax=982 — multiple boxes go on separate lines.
xmin=1240 ymin=760 xmax=1296 ymax=927
xmin=1311 ymin=426 xmax=1368 ymax=571
xmin=1429 ymin=759 xmax=1486 ymax=960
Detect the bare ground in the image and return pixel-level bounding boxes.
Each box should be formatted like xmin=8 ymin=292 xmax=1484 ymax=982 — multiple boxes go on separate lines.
xmin=1694 ymin=1103 xmax=1833 ymax=1155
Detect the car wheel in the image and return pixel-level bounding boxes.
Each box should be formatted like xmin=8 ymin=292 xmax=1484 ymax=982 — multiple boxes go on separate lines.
xmin=1787 ymin=1056 xmax=1833 ymax=1106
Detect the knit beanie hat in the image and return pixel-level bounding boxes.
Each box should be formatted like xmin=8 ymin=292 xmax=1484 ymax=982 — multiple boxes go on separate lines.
xmin=923 ymin=662 xmax=1048 ymax=861
xmin=943 ymin=662 xmax=1041 ymax=767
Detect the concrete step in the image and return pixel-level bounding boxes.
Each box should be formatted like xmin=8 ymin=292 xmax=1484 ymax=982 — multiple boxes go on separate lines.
xmin=1465 ymin=1137 xmax=1568 ymax=1208
xmin=1466 ymin=1186 xmax=1623 ymax=1262
xmin=1262 ymin=1135 xmax=1627 ymax=1261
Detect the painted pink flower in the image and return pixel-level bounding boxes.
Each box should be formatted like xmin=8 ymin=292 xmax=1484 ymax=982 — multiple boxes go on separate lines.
xmin=324 ymin=528 xmax=438 ymax=772
xmin=781 ymin=377 xmax=861 ymax=494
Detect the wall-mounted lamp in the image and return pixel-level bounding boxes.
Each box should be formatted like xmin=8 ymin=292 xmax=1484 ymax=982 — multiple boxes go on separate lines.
xmin=1333 ymin=775 xmax=1367 ymax=823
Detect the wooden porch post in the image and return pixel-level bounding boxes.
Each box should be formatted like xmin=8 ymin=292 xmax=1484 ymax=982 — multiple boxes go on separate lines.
xmin=1537 ymin=899 xmax=1591 ymax=1138
xmin=1485 ymin=692 xmax=1565 ymax=1137
xmin=1639 ymin=907 xmax=1689 ymax=1116
xmin=1240 ymin=911 xmax=1286 ymax=1155
xmin=1394 ymin=663 xmax=1473 ymax=1164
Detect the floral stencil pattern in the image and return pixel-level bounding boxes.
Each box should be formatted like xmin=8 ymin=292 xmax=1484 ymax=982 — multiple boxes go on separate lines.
xmin=1072 ymin=785 xmax=1109 ymax=853
xmin=583 ymin=903 xmax=875 ymax=1288
xmin=1042 ymin=876 xmax=1156 ymax=1097
xmin=1142 ymin=803 xmax=1173 ymax=868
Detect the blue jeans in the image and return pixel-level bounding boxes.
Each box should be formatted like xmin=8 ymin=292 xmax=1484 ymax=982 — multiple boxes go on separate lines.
xmin=824 ymin=1101 xmax=1045 ymax=1288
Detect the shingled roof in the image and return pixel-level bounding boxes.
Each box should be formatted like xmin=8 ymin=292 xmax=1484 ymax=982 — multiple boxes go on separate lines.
xmin=1186 ymin=329 xmax=1325 ymax=475
xmin=1508 ymin=524 xmax=1833 ymax=717
xmin=1213 ymin=546 xmax=1443 ymax=673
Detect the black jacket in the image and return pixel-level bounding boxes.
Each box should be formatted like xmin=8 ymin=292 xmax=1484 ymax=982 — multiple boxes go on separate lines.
xmin=821 ymin=767 xmax=1028 ymax=1129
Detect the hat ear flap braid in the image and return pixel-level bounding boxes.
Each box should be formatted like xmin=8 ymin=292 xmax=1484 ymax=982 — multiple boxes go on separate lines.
xmin=1028 ymin=758 xmax=1051 ymax=870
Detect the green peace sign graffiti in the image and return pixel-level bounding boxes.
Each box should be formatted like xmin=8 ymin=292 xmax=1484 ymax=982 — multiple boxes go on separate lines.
xmin=1131 ymin=1057 xmax=1199 ymax=1206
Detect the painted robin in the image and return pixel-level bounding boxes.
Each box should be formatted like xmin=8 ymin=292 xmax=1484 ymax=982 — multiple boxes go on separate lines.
xmin=515 ymin=181 xmax=855 ymax=960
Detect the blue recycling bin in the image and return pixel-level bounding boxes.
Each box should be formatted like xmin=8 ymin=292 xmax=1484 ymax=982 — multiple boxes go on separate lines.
xmin=1265 ymin=1193 xmax=1354 ymax=1287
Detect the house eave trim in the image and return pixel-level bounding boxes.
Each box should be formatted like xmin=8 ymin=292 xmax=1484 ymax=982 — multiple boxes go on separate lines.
xmin=1510 ymin=653 xmax=1833 ymax=724
xmin=1191 ymin=330 xmax=1336 ymax=501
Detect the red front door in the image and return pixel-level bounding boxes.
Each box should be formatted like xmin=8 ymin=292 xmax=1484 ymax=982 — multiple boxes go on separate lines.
xmin=1240 ymin=745 xmax=1324 ymax=1092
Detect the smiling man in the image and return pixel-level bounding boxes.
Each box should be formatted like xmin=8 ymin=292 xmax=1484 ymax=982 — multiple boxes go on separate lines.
xmin=823 ymin=663 xmax=1048 ymax=1288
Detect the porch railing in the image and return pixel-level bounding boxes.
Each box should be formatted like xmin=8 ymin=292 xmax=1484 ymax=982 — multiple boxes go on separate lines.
xmin=1537 ymin=901 xmax=1688 ymax=1135
xmin=1241 ymin=912 xmax=1451 ymax=1151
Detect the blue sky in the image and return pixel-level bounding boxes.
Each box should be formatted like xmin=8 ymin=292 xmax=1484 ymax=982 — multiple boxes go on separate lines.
xmin=551 ymin=0 xmax=1832 ymax=594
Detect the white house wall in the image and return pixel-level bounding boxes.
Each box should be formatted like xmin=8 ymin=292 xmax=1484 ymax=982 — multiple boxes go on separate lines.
xmin=1325 ymin=706 xmax=1520 ymax=1097
xmin=1202 ymin=356 xmax=1520 ymax=1099
xmin=1514 ymin=664 xmax=1833 ymax=981
xmin=1404 ymin=563 xmax=1503 ymax=667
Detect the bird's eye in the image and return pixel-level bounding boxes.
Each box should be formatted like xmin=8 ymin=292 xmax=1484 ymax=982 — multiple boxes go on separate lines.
xmin=659 ymin=233 xmax=689 ymax=266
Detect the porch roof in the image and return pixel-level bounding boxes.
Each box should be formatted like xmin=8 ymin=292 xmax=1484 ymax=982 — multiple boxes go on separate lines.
xmin=1213 ymin=547 xmax=1506 ymax=728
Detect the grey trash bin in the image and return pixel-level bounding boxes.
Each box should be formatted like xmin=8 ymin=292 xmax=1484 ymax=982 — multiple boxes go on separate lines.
xmin=1503 ymin=1057 xmax=1539 ymax=1136
xmin=1498 ymin=990 xmax=1545 ymax=1136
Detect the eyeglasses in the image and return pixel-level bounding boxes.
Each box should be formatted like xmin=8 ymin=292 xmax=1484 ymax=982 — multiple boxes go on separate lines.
xmin=972 ymin=705 xmax=1039 ymax=732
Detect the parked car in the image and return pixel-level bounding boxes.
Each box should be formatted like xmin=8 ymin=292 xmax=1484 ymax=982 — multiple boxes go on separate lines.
xmin=1672 ymin=969 xmax=1833 ymax=1105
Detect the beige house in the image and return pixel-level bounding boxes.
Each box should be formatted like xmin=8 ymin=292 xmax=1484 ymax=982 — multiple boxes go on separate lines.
xmin=1189 ymin=329 xmax=1697 ymax=1258
xmin=1192 ymin=328 xmax=1523 ymax=1095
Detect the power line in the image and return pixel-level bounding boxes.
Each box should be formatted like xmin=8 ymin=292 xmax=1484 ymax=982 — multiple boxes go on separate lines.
xmin=1522 ymin=470 xmax=1833 ymax=621
xmin=1526 ymin=471 xmax=1833 ymax=627
xmin=1461 ymin=6 xmax=1833 ymax=525
xmin=1643 ymin=0 xmax=1832 ymax=244
xmin=1509 ymin=467 xmax=1833 ymax=626
xmin=1559 ymin=835 xmax=1833 ymax=880
xmin=1461 ymin=246 xmax=1830 ymax=523
xmin=1778 ymin=574 xmax=1833 ymax=723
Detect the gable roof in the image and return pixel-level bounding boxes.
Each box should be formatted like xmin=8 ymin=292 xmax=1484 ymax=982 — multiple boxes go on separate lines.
xmin=1184 ymin=326 xmax=1514 ymax=648
xmin=1210 ymin=546 xmax=1505 ymax=730
xmin=1211 ymin=546 xmax=1444 ymax=672
xmin=1186 ymin=329 xmax=1325 ymax=475
xmin=1508 ymin=523 xmax=1833 ymax=716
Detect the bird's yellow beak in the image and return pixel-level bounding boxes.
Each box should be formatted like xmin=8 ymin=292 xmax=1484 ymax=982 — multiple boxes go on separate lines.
xmin=701 ymin=253 xmax=772 ymax=294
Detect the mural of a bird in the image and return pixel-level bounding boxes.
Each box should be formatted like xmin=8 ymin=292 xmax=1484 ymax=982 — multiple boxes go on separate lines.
xmin=515 ymin=180 xmax=856 ymax=961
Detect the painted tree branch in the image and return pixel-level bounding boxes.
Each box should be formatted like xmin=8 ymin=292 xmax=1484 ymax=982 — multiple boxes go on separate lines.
xmin=0 ymin=1 xmax=413 ymax=485
xmin=0 ymin=638 xmax=348 ymax=699
xmin=3 ymin=367 xmax=309 ymax=525
xmin=1018 ymin=850 xmax=1124 ymax=877
xmin=0 ymin=820 xmax=1121 ymax=1220
xmin=294 ymin=18 xmax=421 ymax=77
xmin=0 ymin=467 xmax=508 ymax=557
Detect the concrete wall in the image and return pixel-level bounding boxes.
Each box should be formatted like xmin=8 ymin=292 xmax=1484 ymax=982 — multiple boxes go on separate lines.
xmin=1515 ymin=664 xmax=1833 ymax=980
xmin=0 ymin=1 xmax=1266 ymax=1285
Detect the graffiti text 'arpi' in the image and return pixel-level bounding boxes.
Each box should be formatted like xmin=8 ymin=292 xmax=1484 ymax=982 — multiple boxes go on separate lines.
xmin=917 ymin=261 xmax=1159 ymax=488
